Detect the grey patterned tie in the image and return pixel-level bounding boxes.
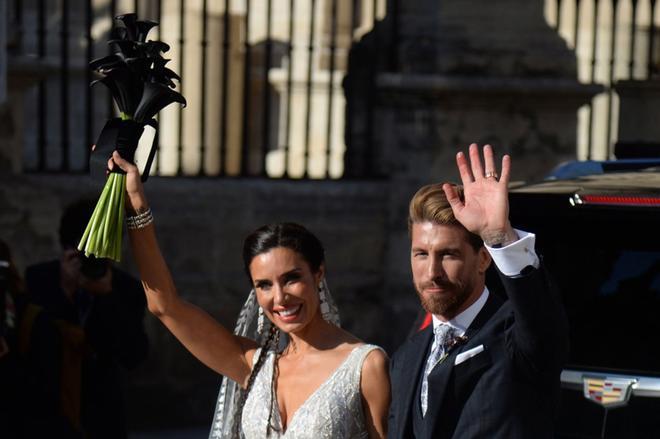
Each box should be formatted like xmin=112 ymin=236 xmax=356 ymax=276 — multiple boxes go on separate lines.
xmin=420 ymin=323 xmax=456 ymax=417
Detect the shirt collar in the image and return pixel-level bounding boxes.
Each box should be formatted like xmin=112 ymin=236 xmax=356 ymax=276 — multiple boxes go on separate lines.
xmin=432 ymin=287 xmax=489 ymax=337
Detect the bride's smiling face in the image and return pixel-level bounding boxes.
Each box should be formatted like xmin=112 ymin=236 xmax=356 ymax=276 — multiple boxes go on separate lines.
xmin=250 ymin=247 xmax=324 ymax=334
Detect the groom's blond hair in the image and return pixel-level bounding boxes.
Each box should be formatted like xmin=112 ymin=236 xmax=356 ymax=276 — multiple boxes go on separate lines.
xmin=408 ymin=183 xmax=483 ymax=251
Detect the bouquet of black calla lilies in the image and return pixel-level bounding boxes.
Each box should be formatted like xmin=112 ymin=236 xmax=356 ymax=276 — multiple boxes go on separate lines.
xmin=78 ymin=13 xmax=186 ymax=261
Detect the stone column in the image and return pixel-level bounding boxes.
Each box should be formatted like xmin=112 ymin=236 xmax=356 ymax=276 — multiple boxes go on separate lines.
xmin=344 ymin=0 xmax=600 ymax=338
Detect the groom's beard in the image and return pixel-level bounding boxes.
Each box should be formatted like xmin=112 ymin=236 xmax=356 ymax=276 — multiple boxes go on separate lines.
xmin=415 ymin=277 xmax=474 ymax=320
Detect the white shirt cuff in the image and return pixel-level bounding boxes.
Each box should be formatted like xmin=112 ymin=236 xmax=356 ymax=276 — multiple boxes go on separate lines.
xmin=486 ymin=229 xmax=539 ymax=276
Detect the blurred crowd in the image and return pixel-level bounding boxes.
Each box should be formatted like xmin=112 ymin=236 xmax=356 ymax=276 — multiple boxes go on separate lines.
xmin=1 ymin=199 xmax=149 ymax=439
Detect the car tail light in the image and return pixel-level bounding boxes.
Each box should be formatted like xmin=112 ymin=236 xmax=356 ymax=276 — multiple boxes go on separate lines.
xmin=571 ymin=194 xmax=660 ymax=207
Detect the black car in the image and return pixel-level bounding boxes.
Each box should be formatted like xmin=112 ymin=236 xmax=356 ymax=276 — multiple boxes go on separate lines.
xmin=508 ymin=160 xmax=660 ymax=438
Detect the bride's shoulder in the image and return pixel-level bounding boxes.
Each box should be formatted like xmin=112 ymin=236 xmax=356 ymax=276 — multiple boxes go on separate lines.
xmin=339 ymin=342 xmax=389 ymax=376
xmin=357 ymin=344 xmax=390 ymax=425
xmin=359 ymin=344 xmax=389 ymax=371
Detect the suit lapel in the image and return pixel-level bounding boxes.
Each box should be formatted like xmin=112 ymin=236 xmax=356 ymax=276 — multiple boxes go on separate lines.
xmin=395 ymin=326 xmax=432 ymax=439
xmin=423 ymin=293 xmax=505 ymax=431
xmin=464 ymin=291 xmax=503 ymax=340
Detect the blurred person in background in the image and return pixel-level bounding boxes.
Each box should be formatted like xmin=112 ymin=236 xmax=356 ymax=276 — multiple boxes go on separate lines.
xmin=24 ymin=199 xmax=149 ymax=439
xmin=0 ymin=239 xmax=27 ymax=438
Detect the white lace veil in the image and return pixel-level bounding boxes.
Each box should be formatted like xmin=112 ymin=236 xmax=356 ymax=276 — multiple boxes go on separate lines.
xmin=208 ymin=278 xmax=340 ymax=439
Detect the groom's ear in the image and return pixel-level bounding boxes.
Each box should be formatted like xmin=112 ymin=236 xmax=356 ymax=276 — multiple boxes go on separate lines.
xmin=477 ymin=246 xmax=492 ymax=274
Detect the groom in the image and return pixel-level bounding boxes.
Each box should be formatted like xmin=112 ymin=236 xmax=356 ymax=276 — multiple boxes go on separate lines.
xmin=388 ymin=144 xmax=569 ymax=439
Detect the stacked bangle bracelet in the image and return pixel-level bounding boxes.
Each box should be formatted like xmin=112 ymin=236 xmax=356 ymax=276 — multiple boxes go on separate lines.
xmin=126 ymin=207 xmax=154 ymax=230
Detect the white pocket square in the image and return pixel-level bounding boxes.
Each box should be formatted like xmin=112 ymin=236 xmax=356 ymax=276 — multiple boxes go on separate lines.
xmin=454 ymin=344 xmax=485 ymax=365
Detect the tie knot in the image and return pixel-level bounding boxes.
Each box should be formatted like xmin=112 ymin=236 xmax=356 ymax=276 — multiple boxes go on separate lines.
xmin=434 ymin=323 xmax=456 ymax=348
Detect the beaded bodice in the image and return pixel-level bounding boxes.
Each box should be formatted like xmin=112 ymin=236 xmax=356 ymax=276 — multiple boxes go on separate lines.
xmin=241 ymin=344 xmax=381 ymax=438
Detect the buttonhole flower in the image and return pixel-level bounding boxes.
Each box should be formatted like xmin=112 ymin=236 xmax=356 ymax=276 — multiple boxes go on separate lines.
xmin=446 ymin=335 xmax=469 ymax=351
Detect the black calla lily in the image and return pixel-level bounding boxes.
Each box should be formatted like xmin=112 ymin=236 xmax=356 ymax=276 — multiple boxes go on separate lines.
xmin=153 ymin=57 xmax=170 ymax=69
xmin=144 ymin=41 xmax=170 ymax=56
xmin=125 ymin=57 xmax=152 ymax=77
xmin=134 ymin=82 xmax=186 ymax=123
xmin=110 ymin=26 xmax=128 ymax=42
xmin=108 ymin=39 xmax=139 ymax=58
xmin=161 ymin=67 xmax=181 ymax=81
xmin=92 ymin=75 xmax=131 ymax=114
xmin=89 ymin=54 xmax=124 ymax=71
xmin=148 ymin=67 xmax=179 ymax=88
xmin=115 ymin=13 xmax=139 ymax=40
xmin=136 ymin=20 xmax=158 ymax=42
xmin=99 ymin=65 xmax=143 ymax=114
xmin=91 ymin=14 xmax=183 ymax=119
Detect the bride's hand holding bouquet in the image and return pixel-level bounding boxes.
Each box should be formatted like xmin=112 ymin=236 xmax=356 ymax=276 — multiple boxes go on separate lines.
xmin=108 ymin=151 xmax=148 ymax=219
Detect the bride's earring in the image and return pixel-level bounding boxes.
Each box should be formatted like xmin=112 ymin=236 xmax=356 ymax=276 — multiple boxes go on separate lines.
xmin=319 ymin=280 xmax=331 ymax=321
xmin=317 ymin=278 xmax=340 ymax=326
xmin=257 ymin=306 xmax=266 ymax=334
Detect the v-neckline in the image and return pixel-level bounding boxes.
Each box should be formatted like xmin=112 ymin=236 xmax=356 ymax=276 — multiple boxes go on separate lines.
xmin=270 ymin=344 xmax=364 ymax=434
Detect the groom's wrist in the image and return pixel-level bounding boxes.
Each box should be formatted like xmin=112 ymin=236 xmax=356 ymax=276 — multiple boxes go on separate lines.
xmin=482 ymin=226 xmax=518 ymax=248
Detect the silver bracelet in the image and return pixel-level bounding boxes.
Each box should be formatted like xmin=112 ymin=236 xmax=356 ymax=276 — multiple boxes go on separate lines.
xmin=126 ymin=207 xmax=154 ymax=230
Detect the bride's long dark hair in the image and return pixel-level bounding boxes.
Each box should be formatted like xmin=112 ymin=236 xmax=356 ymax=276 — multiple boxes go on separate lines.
xmin=242 ymin=222 xmax=325 ymax=280
xmin=233 ymin=223 xmax=326 ymax=436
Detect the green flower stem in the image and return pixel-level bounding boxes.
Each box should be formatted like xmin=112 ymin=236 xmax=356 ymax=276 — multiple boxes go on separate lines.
xmin=80 ymin=175 xmax=112 ymax=255
xmin=102 ymin=172 xmax=119 ymax=253
xmin=115 ymin=175 xmax=126 ymax=260
xmin=78 ymin=172 xmax=127 ymax=262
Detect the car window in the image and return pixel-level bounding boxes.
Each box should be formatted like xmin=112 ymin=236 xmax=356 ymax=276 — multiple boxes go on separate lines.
xmin=600 ymin=251 xmax=660 ymax=295
xmin=538 ymin=238 xmax=660 ymax=375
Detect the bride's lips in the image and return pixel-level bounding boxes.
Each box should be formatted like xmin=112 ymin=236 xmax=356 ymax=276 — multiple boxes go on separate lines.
xmin=273 ymin=304 xmax=303 ymax=323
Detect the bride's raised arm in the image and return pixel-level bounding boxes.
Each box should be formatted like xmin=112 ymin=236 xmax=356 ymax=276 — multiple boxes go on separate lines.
xmin=109 ymin=151 xmax=257 ymax=386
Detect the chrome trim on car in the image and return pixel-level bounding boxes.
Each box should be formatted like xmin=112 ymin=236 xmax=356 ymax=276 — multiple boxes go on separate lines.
xmin=561 ymin=369 xmax=660 ymax=398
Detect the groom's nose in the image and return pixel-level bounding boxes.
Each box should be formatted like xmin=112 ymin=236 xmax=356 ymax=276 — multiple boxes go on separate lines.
xmin=427 ymin=255 xmax=446 ymax=280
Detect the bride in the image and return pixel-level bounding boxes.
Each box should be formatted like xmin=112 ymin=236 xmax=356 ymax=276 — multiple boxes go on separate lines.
xmin=109 ymin=152 xmax=390 ymax=438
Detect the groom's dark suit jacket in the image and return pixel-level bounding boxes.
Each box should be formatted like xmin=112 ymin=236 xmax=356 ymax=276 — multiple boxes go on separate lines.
xmin=388 ymin=265 xmax=569 ymax=439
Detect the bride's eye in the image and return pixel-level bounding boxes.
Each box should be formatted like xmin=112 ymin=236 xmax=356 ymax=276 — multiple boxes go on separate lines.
xmin=284 ymin=273 xmax=301 ymax=285
xmin=255 ymin=281 xmax=272 ymax=292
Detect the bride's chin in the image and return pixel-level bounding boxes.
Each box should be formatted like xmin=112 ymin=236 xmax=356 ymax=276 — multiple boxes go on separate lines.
xmin=275 ymin=318 xmax=315 ymax=336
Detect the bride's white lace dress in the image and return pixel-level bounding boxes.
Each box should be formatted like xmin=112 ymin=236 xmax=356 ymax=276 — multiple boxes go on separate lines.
xmin=241 ymin=344 xmax=381 ymax=438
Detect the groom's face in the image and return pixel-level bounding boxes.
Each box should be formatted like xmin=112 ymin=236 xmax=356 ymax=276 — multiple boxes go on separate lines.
xmin=410 ymin=221 xmax=490 ymax=321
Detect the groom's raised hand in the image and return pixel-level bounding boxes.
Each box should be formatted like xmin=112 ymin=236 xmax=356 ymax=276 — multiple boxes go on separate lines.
xmin=442 ymin=143 xmax=518 ymax=247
